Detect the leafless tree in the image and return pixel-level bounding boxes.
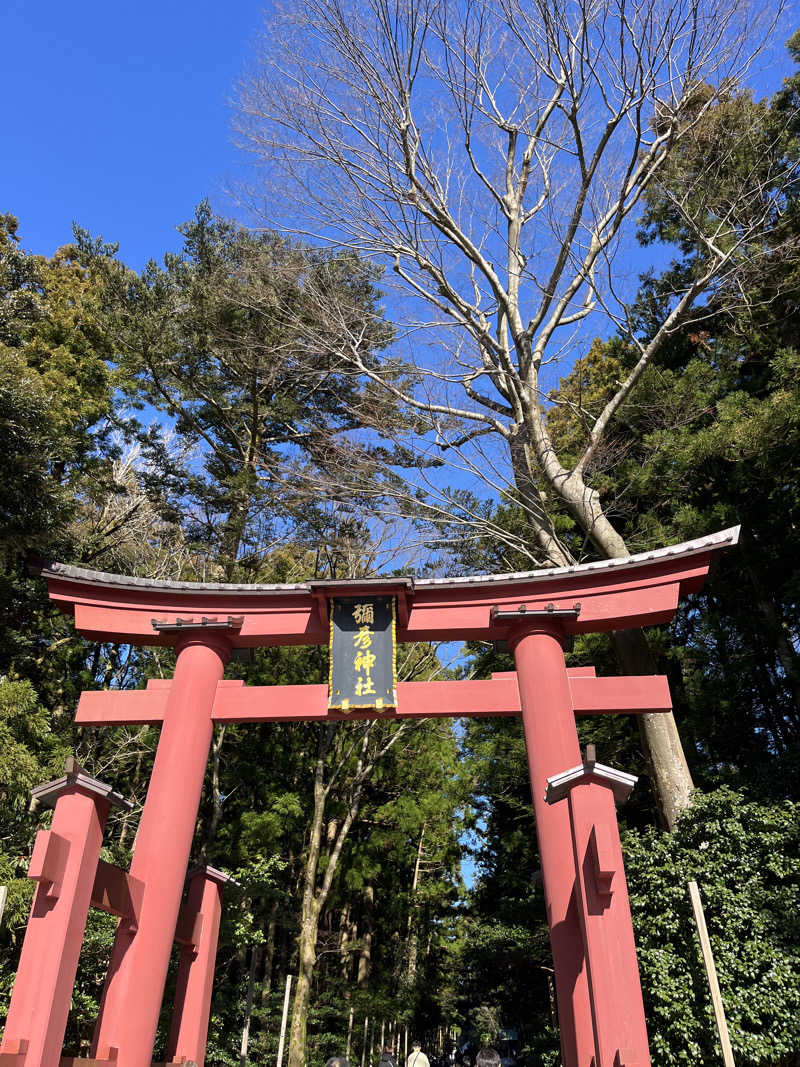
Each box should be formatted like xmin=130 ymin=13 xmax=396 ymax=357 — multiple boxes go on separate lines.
xmin=236 ymin=0 xmax=793 ymax=827
xmin=73 ymin=439 xmax=191 ymax=579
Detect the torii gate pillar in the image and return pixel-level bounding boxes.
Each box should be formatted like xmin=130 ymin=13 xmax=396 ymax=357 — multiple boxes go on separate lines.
xmin=514 ymin=624 xmax=650 ymax=1067
xmin=92 ymin=636 xmax=230 ymax=1067
xmin=548 ymin=754 xmax=650 ymax=1067
xmin=513 ymin=625 xmax=596 ymax=1066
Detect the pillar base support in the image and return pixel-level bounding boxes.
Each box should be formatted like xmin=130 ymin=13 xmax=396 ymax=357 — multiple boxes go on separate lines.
xmin=545 ymin=747 xmax=651 ymax=1067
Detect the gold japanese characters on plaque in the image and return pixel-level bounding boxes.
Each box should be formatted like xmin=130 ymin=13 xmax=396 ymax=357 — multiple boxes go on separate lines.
xmin=328 ymin=596 xmax=397 ymax=711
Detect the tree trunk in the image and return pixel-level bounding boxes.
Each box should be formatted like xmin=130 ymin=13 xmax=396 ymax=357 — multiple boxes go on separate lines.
xmin=339 ymin=903 xmax=352 ymax=979
xmin=611 ymin=628 xmax=693 ymax=829
xmin=220 ymin=469 xmax=257 ymax=580
xmin=203 ymin=723 xmax=227 ymax=856
xmin=288 ymin=898 xmax=318 ymax=1067
xmin=261 ymin=903 xmax=278 ymax=1005
xmin=509 ymin=427 xmax=573 ymax=567
xmin=346 ymin=1005 xmax=354 ymax=1059
xmin=406 ymin=825 xmax=425 ymax=981
xmin=515 ymin=431 xmax=696 ymax=828
xmin=357 ymin=885 xmax=374 ymax=987
xmin=287 ymin=733 xmax=328 ymax=1067
xmin=286 ymin=722 xmax=403 ymax=1067
xmin=239 ymin=943 xmax=263 ymax=1067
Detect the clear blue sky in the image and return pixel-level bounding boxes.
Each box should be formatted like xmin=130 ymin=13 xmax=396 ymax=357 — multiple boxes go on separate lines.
xmin=2 ymin=0 xmax=265 ymax=269
xmin=3 ymin=0 xmax=794 ymax=272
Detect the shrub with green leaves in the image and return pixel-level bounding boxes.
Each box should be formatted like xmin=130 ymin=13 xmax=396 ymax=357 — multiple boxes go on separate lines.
xmin=624 ymin=788 xmax=800 ymax=1066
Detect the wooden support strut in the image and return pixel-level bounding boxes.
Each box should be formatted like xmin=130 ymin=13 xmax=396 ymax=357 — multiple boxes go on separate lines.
xmin=0 ymin=760 xmax=129 ymax=1067
xmin=546 ymin=748 xmax=651 ymax=1067
xmin=87 ymin=859 xmax=204 ymax=949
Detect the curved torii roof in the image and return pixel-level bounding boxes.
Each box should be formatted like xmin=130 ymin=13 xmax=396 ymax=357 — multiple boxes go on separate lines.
xmin=34 ymin=526 xmax=740 ymax=646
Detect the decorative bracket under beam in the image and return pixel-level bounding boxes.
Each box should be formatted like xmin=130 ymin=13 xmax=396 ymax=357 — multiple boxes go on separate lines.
xmin=491 ymin=602 xmax=581 ymax=621
xmin=151 ymin=616 xmax=244 ymax=633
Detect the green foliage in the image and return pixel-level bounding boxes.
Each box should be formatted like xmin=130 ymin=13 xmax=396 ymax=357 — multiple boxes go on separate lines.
xmin=473 ymin=1003 xmax=501 ymax=1046
xmin=625 ymin=788 xmax=800 ymax=1066
xmin=456 ymin=715 xmax=560 ymax=1062
xmin=0 ymin=681 xmax=55 ymax=803
xmin=0 ymin=349 xmax=68 ymax=547
xmin=0 ymin=678 xmax=70 ymax=851
xmin=99 ymin=202 xmax=409 ymax=580
xmin=0 ymin=213 xmax=118 ymax=558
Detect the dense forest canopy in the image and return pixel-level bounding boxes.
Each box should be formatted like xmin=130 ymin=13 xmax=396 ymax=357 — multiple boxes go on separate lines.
xmin=1 ymin=16 xmax=800 ymax=1067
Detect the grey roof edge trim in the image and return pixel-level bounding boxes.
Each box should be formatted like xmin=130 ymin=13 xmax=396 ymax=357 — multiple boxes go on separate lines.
xmin=418 ymin=524 xmax=740 ymax=588
xmin=187 ymin=863 xmax=241 ymax=888
xmin=31 ymin=772 xmax=132 ymax=811
xmin=36 ymin=525 xmax=740 ymax=597
xmin=545 ymin=761 xmax=638 ymax=806
xmin=37 ymin=563 xmax=314 ymax=595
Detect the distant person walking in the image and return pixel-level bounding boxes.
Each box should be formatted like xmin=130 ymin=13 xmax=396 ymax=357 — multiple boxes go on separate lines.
xmin=474 ymin=1047 xmax=500 ymax=1067
xmin=379 ymin=1048 xmax=398 ymax=1067
xmin=406 ymin=1040 xmax=430 ymax=1067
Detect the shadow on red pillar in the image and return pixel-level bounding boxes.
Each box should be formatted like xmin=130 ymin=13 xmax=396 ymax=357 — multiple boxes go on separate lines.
xmin=167 ymin=866 xmax=237 ymax=1067
xmin=546 ymin=752 xmax=651 ymax=1067
xmin=92 ymin=635 xmax=230 ymax=1067
xmin=511 ymin=625 xmax=596 ymax=1067
xmin=0 ymin=759 xmax=130 ymax=1067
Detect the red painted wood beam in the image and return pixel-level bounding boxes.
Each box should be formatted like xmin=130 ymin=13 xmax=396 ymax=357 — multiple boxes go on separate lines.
xmin=58 ymin=572 xmax=685 ymax=645
xmin=42 ymin=528 xmax=742 ymax=648
xmin=75 ymin=672 xmax=671 ymax=726
xmin=0 ymin=1046 xmax=28 ymax=1066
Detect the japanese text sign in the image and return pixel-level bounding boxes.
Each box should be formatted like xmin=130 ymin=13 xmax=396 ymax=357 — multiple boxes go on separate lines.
xmin=328 ymin=596 xmax=397 ymax=711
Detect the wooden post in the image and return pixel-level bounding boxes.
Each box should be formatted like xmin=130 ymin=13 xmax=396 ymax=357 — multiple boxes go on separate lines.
xmin=688 ymin=881 xmax=735 ymax=1067
xmin=380 ymin=1020 xmax=385 ymax=1056
xmin=346 ymin=1007 xmax=354 ymax=1060
xmin=276 ymin=975 xmax=293 ymax=1067
xmin=1 ymin=762 xmax=124 ymax=1067
xmin=545 ymin=754 xmax=650 ymax=1066
xmin=167 ymin=865 xmax=234 ymax=1067
xmin=403 ymin=1026 xmax=408 ymax=1065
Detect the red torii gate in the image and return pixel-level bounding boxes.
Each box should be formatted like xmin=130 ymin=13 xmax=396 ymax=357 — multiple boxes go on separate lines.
xmin=0 ymin=527 xmax=740 ymax=1067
